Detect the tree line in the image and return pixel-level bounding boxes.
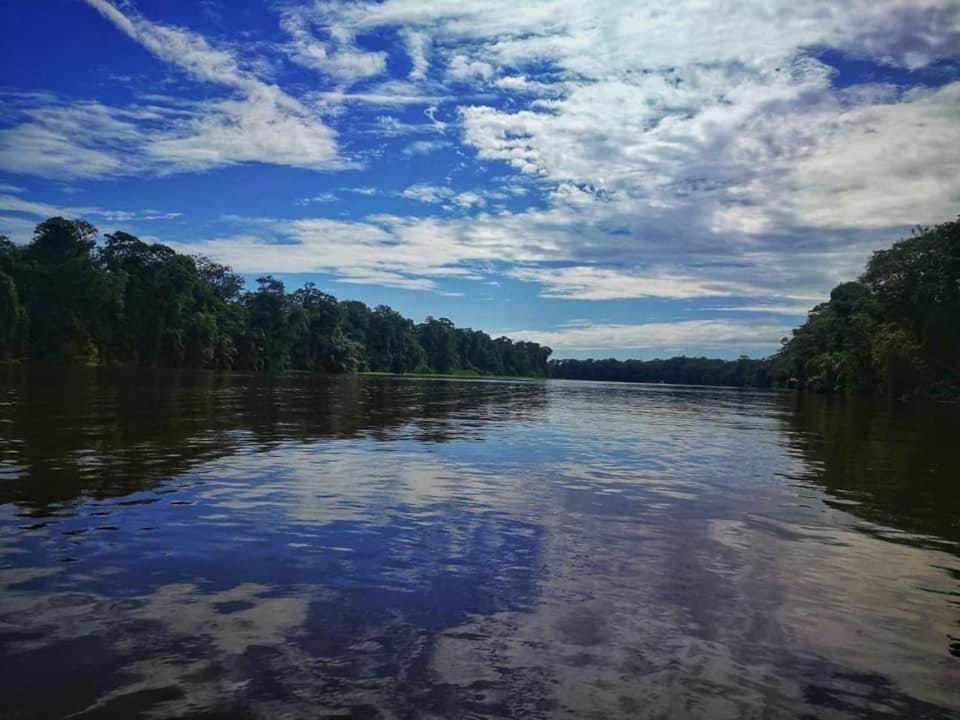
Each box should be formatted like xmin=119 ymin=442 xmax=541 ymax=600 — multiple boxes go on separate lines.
xmin=1 ymin=216 xmax=957 ymax=396
xmin=0 ymin=217 xmax=551 ymax=376
xmin=547 ymin=355 xmax=771 ymax=387
xmin=768 ymin=219 xmax=959 ymax=397
xmin=548 ymin=219 xmax=959 ymax=397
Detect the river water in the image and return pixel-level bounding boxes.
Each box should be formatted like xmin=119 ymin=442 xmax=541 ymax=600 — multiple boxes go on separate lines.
xmin=0 ymin=367 xmax=958 ymax=719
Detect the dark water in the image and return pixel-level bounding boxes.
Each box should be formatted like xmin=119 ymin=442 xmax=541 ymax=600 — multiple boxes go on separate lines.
xmin=1 ymin=368 xmax=958 ymax=719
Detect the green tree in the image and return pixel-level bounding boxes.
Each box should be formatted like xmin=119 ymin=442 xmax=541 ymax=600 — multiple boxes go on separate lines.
xmin=19 ymin=218 xmax=122 ymax=363
xmin=417 ymin=317 xmax=461 ymax=374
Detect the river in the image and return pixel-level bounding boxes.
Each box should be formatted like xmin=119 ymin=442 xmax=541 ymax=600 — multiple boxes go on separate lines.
xmin=1 ymin=367 xmax=958 ymax=718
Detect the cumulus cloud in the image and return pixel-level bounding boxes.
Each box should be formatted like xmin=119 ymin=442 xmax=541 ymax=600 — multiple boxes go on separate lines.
xmin=447 ymin=55 xmax=494 ymax=82
xmin=289 ymin=0 xmax=960 ymax=302
xmin=453 ymin=191 xmax=484 ymax=208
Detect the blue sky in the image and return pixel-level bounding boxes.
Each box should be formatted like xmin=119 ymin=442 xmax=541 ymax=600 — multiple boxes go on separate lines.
xmin=1 ymin=0 xmax=958 ymax=359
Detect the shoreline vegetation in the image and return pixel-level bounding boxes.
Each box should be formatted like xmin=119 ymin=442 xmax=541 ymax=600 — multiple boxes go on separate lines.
xmin=1 ymin=217 xmax=957 ymax=398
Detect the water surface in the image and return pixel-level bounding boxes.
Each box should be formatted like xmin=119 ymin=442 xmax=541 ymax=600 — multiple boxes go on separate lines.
xmin=1 ymin=367 xmax=958 ymax=718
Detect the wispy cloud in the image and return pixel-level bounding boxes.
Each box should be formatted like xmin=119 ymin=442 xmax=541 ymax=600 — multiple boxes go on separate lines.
xmin=402 ymin=139 xmax=452 ymax=156
xmin=710 ymin=302 xmax=815 ymax=316
xmin=507 ymin=266 xmax=750 ymax=300
xmin=278 ymin=5 xmax=387 ymax=82
xmin=0 ymin=192 xmax=182 ymax=240
xmin=296 ymin=193 xmax=338 ymax=206
xmin=0 ymin=1 xmax=344 ymax=179
xmin=506 ymin=320 xmax=795 ymax=352
xmin=401 ymin=29 xmax=430 ymax=81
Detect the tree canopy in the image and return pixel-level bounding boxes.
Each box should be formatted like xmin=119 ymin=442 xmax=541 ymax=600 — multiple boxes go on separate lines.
xmin=0 ymin=218 xmax=552 ymax=378
xmin=769 ymin=219 xmax=959 ymax=397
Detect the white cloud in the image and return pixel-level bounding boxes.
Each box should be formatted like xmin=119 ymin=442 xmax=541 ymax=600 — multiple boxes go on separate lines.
xmin=278 ymin=7 xmax=387 ymax=82
xmin=166 ymin=208 xmax=569 ymax=292
xmin=401 ymin=184 xmax=455 ymax=203
xmin=325 ymin=0 xmax=959 ymax=76
xmin=297 ymin=193 xmax=338 ymax=205
xmin=0 ymin=100 xmax=136 ymax=179
xmin=172 ymin=187 xmax=892 ymax=306
xmin=0 ymin=2 xmax=343 ymax=179
xmin=402 ymin=139 xmax=451 ymax=156
xmin=140 ymin=211 xmax=183 ymax=221
xmin=143 ymin=88 xmax=342 ymax=172
xmin=508 ymin=266 xmax=750 ymax=300
xmin=710 ymin=302 xmax=815 ymax=316
xmin=0 ymin=193 xmax=90 ymax=220
xmin=775 ymin=83 xmax=960 ymax=229
xmin=0 ymin=192 xmax=180 ymax=227
xmin=0 ymin=215 xmax=41 ymax=242
xmin=401 ymin=29 xmax=430 ymax=81
xmin=336 ymin=270 xmax=437 ymax=291
xmin=447 ymin=55 xmax=494 ymax=82
xmin=398 ymin=184 xmax=506 ymax=208
xmin=506 ymin=319 xmax=794 ymax=352
xmin=289 ymin=0 xmax=960 ymax=304
xmin=453 ymin=191 xmax=484 ymax=208
xmin=309 ymin=87 xmax=448 ymax=107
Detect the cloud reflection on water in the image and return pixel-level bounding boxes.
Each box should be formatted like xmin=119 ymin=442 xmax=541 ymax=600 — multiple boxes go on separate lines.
xmin=0 ymin=370 xmax=958 ymax=718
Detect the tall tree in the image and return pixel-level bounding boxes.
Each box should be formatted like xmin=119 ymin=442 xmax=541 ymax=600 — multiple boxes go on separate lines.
xmin=19 ymin=218 xmax=122 ymax=363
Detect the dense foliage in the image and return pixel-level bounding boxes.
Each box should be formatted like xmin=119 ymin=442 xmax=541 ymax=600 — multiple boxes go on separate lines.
xmin=769 ymin=219 xmax=959 ymax=396
xmin=1 ymin=217 xmax=957 ymax=396
xmin=0 ymin=218 xmax=552 ymax=376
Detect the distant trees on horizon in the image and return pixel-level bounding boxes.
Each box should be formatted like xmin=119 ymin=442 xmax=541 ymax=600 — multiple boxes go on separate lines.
xmin=1 ymin=216 xmax=957 ymax=397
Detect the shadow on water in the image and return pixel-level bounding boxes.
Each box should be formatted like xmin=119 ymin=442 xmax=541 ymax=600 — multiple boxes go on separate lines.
xmin=779 ymin=393 xmax=960 ymax=549
xmin=0 ymin=365 xmax=547 ymax=509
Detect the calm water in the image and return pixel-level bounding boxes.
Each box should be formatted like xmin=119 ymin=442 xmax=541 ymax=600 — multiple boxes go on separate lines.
xmin=1 ymin=368 xmax=958 ymax=719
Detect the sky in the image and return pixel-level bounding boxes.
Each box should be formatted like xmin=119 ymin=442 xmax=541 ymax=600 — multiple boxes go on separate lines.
xmin=1 ymin=0 xmax=958 ymax=360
